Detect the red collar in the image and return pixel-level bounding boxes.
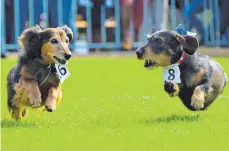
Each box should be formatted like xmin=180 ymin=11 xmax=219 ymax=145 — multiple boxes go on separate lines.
xmin=177 ymin=52 xmax=187 ymax=65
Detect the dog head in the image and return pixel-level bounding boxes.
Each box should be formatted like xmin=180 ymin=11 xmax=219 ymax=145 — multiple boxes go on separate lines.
xmin=136 ymin=30 xmax=199 ymax=68
xmin=18 ymin=25 xmax=73 ymax=64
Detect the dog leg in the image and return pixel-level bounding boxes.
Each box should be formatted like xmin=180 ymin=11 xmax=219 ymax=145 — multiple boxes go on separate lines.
xmin=191 ymin=84 xmax=213 ymax=110
xmin=11 ymin=106 xmax=22 ymax=120
xmin=57 ymin=86 xmax=62 ymax=104
xmin=18 ymin=79 xmax=42 ymax=107
xmin=164 ymin=81 xmax=180 ymax=97
xmin=10 ymin=106 xmax=27 ymax=120
xmin=21 ymin=108 xmax=28 ymax=118
xmin=45 ymin=86 xmax=61 ymax=112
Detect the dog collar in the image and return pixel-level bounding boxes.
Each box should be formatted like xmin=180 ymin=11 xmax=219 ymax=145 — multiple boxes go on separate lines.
xmin=177 ymin=52 xmax=187 ymax=65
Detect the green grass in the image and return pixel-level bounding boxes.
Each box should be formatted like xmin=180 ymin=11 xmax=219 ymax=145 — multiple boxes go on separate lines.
xmin=1 ymin=57 xmax=229 ymax=151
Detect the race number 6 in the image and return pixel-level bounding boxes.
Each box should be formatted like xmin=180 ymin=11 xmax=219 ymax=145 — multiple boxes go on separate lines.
xmin=58 ymin=65 xmax=67 ymax=76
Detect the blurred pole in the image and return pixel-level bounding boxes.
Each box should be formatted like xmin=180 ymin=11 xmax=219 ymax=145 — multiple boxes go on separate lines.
xmin=184 ymin=0 xmax=190 ymax=31
xmin=1 ymin=0 xmax=6 ymax=55
xmin=86 ymin=5 xmax=92 ymax=42
xmin=162 ymin=0 xmax=169 ymax=30
xmin=114 ymin=0 xmax=121 ymax=47
xmin=203 ymin=0 xmax=208 ymax=45
xmin=209 ymin=0 xmax=215 ymax=43
xmin=14 ymin=0 xmax=20 ymax=43
xmin=214 ymin=0 xmax=220 ymax=46
xmin=101 ymin=5 xmax=106 ymax=43
xmin=130 ymin=16 xmax=133 ymax=43
xmin=43 ymin=0 xmax=49 ymax=27
xmin=143 ymin=0 xmax=148 ymax=33
xmin=155 ymin=0 xmax=161 ymax=30
xmin=57 ymin=0 xmax=63 ymax=26
xmin=170 ymin=0 xmax=176 ymax=30
xmin=29 ymin=0 xmax=34 ymax=26
xmin=70 ymin=0 xmax=78 ymax=42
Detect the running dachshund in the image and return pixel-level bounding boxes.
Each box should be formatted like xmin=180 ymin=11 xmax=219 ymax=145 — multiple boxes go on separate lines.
xmin=136 ymin=30 xmax=227 ymax=111
xmin=7 ymin=25 xmax=73 ymax=120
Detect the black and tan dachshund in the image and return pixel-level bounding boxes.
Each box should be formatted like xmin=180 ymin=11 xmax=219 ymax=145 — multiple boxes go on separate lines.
xmin=136 ymin=30 xmax=227 ymax=111
xmin=7 ymin=25 xmax=73 ymax=120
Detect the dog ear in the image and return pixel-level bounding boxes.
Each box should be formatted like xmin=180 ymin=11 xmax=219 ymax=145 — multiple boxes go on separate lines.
xmin=58 ymin=25 xmax=73 ymax=42
xmin=175 ymin=34 xmax=199 ymax=55
xmin=18 ymin=25 xmax=42 ymax=49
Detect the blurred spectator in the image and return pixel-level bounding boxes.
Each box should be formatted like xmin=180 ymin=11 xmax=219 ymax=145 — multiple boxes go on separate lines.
xmin=5 ymin=0 xmax=44 ymax=46
xmin=48 ymin=0 xmax=77 ymax=44
xmin=120 ymin=0 xmax=143 ymax=50
xmin=5 ymin=0 xmax=14 ymax=50
xmin=91 ymin=0 xmax=105 ymax=44
xmin=219 ymin=0 xmax=229 ymax=36
xmin=4 ymin=0 xmax=77 ymax=50
xmin=74 ymin=0 xmax=105 ymax=50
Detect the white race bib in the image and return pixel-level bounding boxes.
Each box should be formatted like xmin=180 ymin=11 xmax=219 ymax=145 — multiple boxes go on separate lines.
xmin=55 ymin=63 xmax=71 ymax=83
xmin=163 ymin=64 xmax=181 ymax=83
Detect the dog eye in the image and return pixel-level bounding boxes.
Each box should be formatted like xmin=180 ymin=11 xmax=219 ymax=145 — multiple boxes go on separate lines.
xmin=65 ymin=39 xmax=69 ymax=43
xmin=155 ymin=39 xmax=162 ymax=44
xmin=51 ymin=39 xmax=58 ymax=44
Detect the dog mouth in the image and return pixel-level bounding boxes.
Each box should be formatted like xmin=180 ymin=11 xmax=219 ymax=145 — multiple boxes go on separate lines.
xmin=53 ymin=56 xmax=66 ymax=64
xmin=144 ymin=60 xmax=158 ymax=69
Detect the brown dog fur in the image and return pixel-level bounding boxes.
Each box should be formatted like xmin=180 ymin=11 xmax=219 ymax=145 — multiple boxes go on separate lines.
xmin=7 ymin=25 xmax=73 ymax=120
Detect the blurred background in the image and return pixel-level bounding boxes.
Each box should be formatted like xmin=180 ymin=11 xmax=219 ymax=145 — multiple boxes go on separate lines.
xmin=1 ymin=0 xmax=229 ymax=57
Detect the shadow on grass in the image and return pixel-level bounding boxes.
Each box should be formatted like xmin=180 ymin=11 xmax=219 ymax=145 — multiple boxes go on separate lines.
xmin=141 ymin=114 xmax=200 ymax=125
xmin=1 ymin=119 xmax=40 ymax=128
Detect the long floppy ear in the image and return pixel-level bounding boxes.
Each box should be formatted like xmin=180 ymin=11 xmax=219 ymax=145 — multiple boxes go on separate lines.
xmin=175 ymin=34 xmax=199 ymax=55
xmin=18 ymin=25 xmax=42 ymax=49
xmin=58 ymin=25 xmax=73 ymax=42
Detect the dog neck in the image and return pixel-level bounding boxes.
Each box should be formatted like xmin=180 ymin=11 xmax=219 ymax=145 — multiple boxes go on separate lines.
xmin=170 ymin=48 xmax=187 ymax=65
xmin=33 ymin=58 xmax=52 ymax=68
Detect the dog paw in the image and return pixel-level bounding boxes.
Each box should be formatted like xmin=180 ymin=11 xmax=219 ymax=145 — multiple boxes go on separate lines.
xmin=45 ymin=105 xmax=56 ymax=112
xmin=191 ymin=95 xmax=204 ymax=110
xmin=164 ymin=81 xmax=178 ymax=97
xmin=30 ymin=97 xmax=42 ymax=107
xmin=45 ymin=97 xmax=57 ymax=112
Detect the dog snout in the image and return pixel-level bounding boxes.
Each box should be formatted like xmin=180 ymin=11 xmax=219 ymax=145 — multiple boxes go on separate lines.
xmin=64 ymin=53 xmax=72 ymax=60
xmin=136 ymin=47 xmax=144 ymax=59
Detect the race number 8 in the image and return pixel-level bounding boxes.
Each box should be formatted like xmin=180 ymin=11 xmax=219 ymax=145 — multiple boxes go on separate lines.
xmin=168 ymin=69 xmax=175 ymax=80
xmin=58 ymin=65 xmax=67 ymax=76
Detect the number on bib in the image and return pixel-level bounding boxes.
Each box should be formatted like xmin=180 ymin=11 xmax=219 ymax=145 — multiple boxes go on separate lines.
xmin=163 ymin=64 xmax=181 ymax=83
xmin=55 ymin=63 xmax=71 ymax=83
xmin=168 ymin=69 xmax=175 ymax=80
xmin=57 ymin=65 xmax=67 ymax=76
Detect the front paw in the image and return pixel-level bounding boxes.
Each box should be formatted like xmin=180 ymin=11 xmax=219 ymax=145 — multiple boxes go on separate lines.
xmin=45 ymin=98 xmax=57 ymax=112
xmin=191 ymin=86 xmax=205 ymax=110
xmin=30 ymin=97 xmax=42 ymax=107
xmin=191 ymin=95 xmax=204 ymax=110
xmin=164 ymin=81 xmax=179 ymax=97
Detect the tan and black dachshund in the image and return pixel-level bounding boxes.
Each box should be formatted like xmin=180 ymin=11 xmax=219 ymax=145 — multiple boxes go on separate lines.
xmin=136 ymin=30 xmax=227 ymax=111
xmin=7 ymin=25 xmax=73 ymax=120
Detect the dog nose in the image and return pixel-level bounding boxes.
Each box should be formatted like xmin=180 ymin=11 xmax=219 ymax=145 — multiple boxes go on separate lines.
xmin=45 ymin=106 xmax=56 ymax=112
xmin=64 ymin=53 xmax=71 ymax=60
xmin=136 ymin=47 xmax=144 ymax=59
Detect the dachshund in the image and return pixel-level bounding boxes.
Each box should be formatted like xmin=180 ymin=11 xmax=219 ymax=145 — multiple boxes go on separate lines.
xmin=136 ymin=30 xmax=227 ymax=111
xmin=7 ymin=25 xmax=73 ymax=120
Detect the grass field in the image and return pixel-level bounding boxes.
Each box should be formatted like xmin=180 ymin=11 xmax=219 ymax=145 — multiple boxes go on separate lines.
xmin=1 ymin=57 xmax=229 ymax=151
